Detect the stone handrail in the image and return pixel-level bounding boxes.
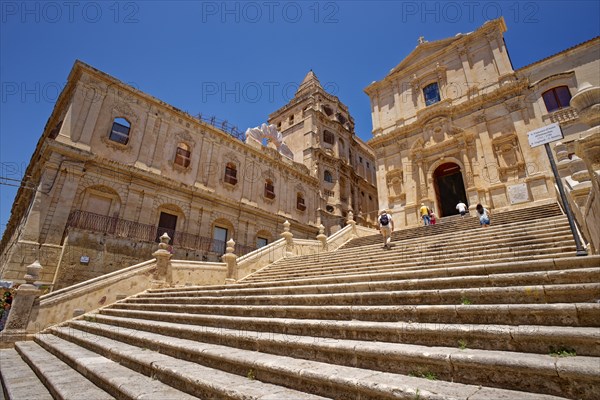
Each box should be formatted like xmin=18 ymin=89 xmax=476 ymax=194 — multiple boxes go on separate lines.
xmin=236 ymin=223 xmax=378 ymax=281
xmin=26 ymin=259 xmax=158 ymax=333
xmin=169 ymin=260 xmax=227 ymax=287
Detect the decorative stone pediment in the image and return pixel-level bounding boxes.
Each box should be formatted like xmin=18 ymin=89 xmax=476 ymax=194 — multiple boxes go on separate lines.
xmin=223 ymin=152 xmax=240 ymax=166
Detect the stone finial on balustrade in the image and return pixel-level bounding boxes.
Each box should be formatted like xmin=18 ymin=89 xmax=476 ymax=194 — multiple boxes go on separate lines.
xmin=281 ymin=220 xmax=293 ymax=245
xmin=152 ymin=232 xmax=173 ymax=284
xmin=222 ymin=238 xmax=238 ymax=283
xmin=316 ymin=224 xmax=327 ymax=249
xmin=281 ymin=220 xmax=294 ymax=257
xmin=346 ymin=210 xmax=357 ymax=237
xmin=0 ymin=261 xmax=43 ymax=344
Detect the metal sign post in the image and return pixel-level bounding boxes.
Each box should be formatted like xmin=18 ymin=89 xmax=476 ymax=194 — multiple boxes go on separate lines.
xmin=528 ymin=123 xmax=587 ymax=256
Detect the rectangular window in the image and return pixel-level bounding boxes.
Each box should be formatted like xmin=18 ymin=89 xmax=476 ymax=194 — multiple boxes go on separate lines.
xmin=543 ymin=86 xmax=572 ymax=112
xmin=109 ymin=121 xmax=130 ymax=145
xmin=264 ymin=182 xmax=275 ymax=199
xmin=224 ymin=165 xmax=238 ymax=185
xmin=212 ymin=226 xmax=228 ymax=254
xmin=256 ymin=237 xmax=268 ymax=248
xmin=424 ymin=82 xmax=441 ymax=106
xmin=296 ymin=196 xmax=306 ymax=211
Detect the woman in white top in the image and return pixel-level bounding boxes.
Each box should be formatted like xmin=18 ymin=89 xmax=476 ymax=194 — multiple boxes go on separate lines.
xmin=476 ymin=203 xmax=491 ymax=227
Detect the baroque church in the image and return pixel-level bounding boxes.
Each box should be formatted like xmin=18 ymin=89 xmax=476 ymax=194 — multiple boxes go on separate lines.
xmin=0 ymin=17 xmax=598 ymax=290
xmin=367 ymin=18 xmax=599 ymax=226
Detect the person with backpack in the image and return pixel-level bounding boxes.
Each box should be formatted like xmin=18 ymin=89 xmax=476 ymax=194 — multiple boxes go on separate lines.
xmin=378 ymin=209 xmax=394 ymax=249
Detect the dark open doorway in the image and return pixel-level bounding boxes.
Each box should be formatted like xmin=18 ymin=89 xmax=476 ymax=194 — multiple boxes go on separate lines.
xmin=156 ymin=212 xmax=177 ymax=244
xmin=434 ymin=162 xmax=468 ymax=217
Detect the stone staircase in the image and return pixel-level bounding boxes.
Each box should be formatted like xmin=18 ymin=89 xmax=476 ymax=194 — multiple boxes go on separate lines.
xmin=2 ymin=202 xmax=599 ymax=399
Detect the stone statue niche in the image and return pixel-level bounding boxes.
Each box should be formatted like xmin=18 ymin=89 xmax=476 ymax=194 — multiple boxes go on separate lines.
xmin=245 ymin=123 xmax=294 ymax=160
xmin=492 ymin=134 xmax=525 ymax=182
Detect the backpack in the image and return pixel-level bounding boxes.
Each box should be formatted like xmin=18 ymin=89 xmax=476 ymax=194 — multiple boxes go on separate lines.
xmin=379 ymin=214 xmax=389 ymax=226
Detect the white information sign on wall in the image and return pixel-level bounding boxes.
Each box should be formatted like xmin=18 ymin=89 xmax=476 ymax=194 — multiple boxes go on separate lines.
xmin=527 ymin=123 xmax=563 ymax=148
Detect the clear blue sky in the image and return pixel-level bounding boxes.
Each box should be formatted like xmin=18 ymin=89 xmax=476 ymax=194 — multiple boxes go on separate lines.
xmin=1 ymin=0 xmax=599 ymax=235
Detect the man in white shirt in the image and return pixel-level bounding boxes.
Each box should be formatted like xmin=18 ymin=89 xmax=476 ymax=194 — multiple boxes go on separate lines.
xmin=456 ymin=201 xmax=468 ymax=217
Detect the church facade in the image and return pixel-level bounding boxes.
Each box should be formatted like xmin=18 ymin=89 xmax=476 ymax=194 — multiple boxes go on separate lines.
xmin=366 ymin=18 xmax=599 ymax=226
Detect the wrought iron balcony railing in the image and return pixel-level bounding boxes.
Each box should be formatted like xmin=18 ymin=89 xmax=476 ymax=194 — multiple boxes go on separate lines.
xmin=66 ymin=210 xmax=255 ymax=256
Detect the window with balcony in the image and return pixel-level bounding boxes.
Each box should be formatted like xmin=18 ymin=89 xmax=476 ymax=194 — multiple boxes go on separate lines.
xmin=542 ymin=86 xmax=572 ymax=112
xmin=109 ymin=117 xmax=131 ymax=145
xmin=296 ymin=193 xmax=306 ymax=211
xmin=423 ymin=82 xmax=441 ymax=106
xmin=224 ymin=163 xmax=238 ymax=185
xmin=174 ymin=143 xmax=191 ymax=168
xmin=264 ymin=179 xmax=275 ymax=199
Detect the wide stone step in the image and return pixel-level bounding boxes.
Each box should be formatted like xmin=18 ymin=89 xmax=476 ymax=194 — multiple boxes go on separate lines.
xmin=128 ymin=282 xmax=600 ymax=308
xmin=0 ymin=348 xmax=53 ymax=400
xmin=14 ymin=341 xmax=115 ymax=400
xmin=266 ymin=228 xmax=574 ymax=272
xmin=342 ymin=210 xmax=565 ymax=248
xmin=344 ymin=215 xmax=569 ymax=247
xmin=148 ymin=256 xmax=600 ymax=293
xmin=51 ymin=319 xmax=572 ymax=400
xmin=66 ymin=317 xmax=599 ymax=400
xmin=341 ymin=204 xmax=564 ymax=249
xmin=244 ymin=243 xmax=575 ymax=282
xmin=111 ymin=302 xmax=600 ymax=327
xmin=274 ymin=218 xmax=572 ymax=267
xmin=94 ymin=310 xmax=600 ymax=356
xmin=33 ymin=334 xmax=198 ymax=400
xmin=137 ymin=267 xmax=600 ymax=299
xmin=242 ymin=250 xmax=575 ymax=283
xmin=46 ymin=326 xmax=329 ymax=400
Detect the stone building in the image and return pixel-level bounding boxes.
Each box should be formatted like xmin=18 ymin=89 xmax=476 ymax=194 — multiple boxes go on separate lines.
xmin=268 ymin=71 xmax=379 ymax=232
xmin=1 ymin=61 xmax=372 ymax=289
xmin=365 ymin=17 xmax=600 ymax=226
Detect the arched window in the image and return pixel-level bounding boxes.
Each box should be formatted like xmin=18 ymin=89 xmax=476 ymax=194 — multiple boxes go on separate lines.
xmin=322 ymin=104 xmax=333 ymax=116
xmin=264 ymin=179 xmax=275 ymax=199
xmin=324 ymin=170 xmax=333 ymax=183
xmin=224 ymin=163 xmax=237 ymax=185
xmin=336 ymin=113 xmax=347 ymax=124
xmin=423 ymin=82 xmax=441 ymax=106
xmin=296 ymin=193 xmax=306 ymax=211
xmin=109 ymin=117 xmax=130 ymax=145
xmin=174 ymin=143 xmax=191 ymax=168
xmin=542 ymin=86 xmax=571 ymax=112
xmin=323 ymin=130 xmax=335 ymax=145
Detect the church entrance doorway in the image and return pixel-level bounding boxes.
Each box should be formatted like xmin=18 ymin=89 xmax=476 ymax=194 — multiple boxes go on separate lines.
xmin=433 ymin=162 xmax=468 ymax=217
